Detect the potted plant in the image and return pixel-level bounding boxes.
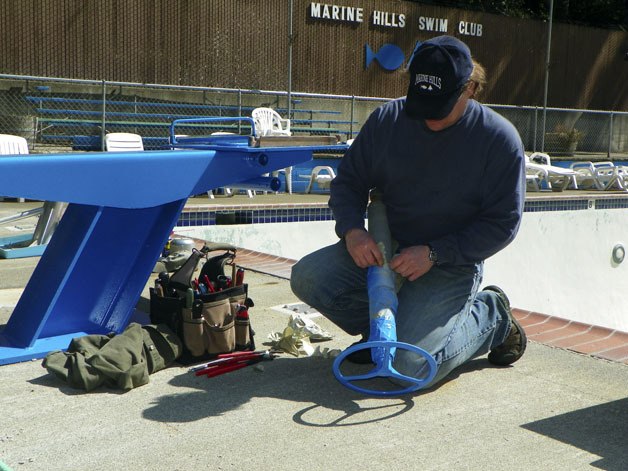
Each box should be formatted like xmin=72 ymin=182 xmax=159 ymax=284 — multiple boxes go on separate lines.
xmin=544 ymin=125 xmax=583 ymax=156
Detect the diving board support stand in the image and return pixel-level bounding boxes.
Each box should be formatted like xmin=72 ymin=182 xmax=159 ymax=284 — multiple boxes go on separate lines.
xmin=0 ymin=143 xmax=317 ymax=365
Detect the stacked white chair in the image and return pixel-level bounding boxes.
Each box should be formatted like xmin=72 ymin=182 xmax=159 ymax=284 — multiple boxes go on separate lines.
xmin=252 ymin=107 xmax=293 ymax=193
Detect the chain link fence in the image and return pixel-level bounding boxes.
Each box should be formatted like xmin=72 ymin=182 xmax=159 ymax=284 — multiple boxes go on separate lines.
xmin=0 ymin=74 xmax=626 ymax=159
xmin=491 ymin=105 xmax=628 ymax=160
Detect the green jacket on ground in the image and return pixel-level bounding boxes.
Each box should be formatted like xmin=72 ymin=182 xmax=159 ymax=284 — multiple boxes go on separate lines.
xmin=42 ymin=323 xmax=182 ymax=392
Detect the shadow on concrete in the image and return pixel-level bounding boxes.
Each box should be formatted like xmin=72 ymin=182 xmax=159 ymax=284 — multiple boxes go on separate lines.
xmin=522 ymin=397 xmax=628 ymax=471
xmin=140 ymin=355 xmax=491 ymax=427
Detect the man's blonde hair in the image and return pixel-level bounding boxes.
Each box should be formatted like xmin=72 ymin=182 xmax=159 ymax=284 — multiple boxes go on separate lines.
xmin=468 ymin=60 xmax=487 ymax=100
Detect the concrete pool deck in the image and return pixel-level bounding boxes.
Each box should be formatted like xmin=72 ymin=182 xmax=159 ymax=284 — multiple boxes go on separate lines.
xmin=0 ymin=196 xmax=627 ymax=470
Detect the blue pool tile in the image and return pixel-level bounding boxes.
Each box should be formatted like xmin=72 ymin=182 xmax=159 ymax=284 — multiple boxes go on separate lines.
xmin=596 ymin=198 xmax=628 ymax=210
xmin=179 ymin=196 xmax=628 ymax=227
xmin=524 ymin=199 xmax=589 ymax=212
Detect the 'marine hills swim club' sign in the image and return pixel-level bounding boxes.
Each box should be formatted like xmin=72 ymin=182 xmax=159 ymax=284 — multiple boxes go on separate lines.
xmin=309 ymin=2 xmax=484 ymax=37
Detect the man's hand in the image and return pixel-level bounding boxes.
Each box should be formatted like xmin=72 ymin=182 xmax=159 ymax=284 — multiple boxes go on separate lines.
xmin=389 ymin=245 xmax=433 ymax=281
xmin=344 ymin=228 xmax=384 ymax=268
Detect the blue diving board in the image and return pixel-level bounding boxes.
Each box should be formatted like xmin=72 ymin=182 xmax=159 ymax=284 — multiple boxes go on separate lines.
xmin=0 ymin=138 xmax=325 ymax=365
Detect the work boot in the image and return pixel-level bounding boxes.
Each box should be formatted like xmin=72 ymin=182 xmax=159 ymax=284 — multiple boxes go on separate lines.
xmin=484 ymin=285 xmax=527 ymax=366
xmin=345 ymin=338 xmax=374 ymax=365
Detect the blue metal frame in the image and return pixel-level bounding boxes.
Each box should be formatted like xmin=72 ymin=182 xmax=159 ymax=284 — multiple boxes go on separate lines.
xmin=0 ymin=141 xmax=321 ymax=365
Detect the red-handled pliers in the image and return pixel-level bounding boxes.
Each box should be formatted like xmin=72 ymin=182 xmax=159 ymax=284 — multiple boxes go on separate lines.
xmin=191 ymin=350 xmax=277 ymax=378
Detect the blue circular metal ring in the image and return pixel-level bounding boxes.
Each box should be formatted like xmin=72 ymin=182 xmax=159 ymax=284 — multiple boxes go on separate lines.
xmin=332 ymin=340 xmax=438 ymax=397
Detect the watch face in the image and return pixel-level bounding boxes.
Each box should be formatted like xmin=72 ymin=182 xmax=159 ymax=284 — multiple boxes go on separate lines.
xmin=429 ymin=247 xmax=438 ymax=263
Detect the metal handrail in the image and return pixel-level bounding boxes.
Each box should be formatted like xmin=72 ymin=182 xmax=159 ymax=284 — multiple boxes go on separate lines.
xmin=169 ymin=117 xmax=256 ymax=146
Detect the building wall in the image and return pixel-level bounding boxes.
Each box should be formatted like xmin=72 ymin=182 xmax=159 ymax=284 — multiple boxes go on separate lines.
xmin=0 ymin=0 xmax=626 ymax=110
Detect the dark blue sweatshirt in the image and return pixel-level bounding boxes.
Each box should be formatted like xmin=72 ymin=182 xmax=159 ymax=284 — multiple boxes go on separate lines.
xmin=329 ymin=98 xmax=526 ymax=266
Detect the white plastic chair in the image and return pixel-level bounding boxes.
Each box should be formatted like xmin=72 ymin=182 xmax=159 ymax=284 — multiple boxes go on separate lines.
xmin=0 ymin=134 xmax=29 ymax=202
xmin=251 ymin=107 xmax=291 ymax=137
xmin=104 ymin=132 xmax=144 ymax=152
xmin=305 ymin=166 xmax=336 ymax=193
xmin=0 ymin=134 xmax=29 ymax=156
xmin=252 ymin=107 xmax=293 ymax=193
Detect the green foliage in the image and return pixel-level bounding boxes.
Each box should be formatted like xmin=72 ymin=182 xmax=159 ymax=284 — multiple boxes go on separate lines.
xmin=406 ymin=0 xmax=627 ymax=28
xmin=463 ymin=0 xmax=537 ymax=17
xmin=564 ymin=0 xmax=628 ymax=28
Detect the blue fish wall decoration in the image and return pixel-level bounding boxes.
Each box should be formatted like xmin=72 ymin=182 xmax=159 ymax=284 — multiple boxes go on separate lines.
xmin=364 ymin=43 xmax=405 ymax=71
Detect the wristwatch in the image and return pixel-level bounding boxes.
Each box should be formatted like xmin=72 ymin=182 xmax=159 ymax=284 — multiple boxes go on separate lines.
xmin=428 ymin=245 xmax=439 ymax=265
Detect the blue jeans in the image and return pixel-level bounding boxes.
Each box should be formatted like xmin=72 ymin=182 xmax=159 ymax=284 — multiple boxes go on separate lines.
xmin=290 ymin=241 xmax=511 ymax=387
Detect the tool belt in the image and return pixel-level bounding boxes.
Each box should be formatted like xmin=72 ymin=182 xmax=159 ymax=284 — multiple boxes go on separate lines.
xmin=149 ymin=243 xmax=255 ymax=365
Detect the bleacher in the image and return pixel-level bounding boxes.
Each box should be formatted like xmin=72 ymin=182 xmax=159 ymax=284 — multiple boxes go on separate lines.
xmin=25 ymin=94 xmax=357 ymax=150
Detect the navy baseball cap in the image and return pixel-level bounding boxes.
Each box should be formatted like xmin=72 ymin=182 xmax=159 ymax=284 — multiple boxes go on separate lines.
xmin=405 ymin=36 xmax=473 ymax=120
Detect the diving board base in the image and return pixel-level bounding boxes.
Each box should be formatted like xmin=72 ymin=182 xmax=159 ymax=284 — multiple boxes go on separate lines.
xmin=0 ymin=233 xmax=47 ymax=259
xmin=0 ymin=331 xmax=90 ymax=365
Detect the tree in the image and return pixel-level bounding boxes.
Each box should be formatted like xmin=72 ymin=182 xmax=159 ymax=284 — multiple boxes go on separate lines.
xmin=405 ymin=0 xmax=627 ymax=29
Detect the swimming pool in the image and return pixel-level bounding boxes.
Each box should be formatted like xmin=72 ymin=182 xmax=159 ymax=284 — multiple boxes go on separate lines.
xmin=176 ymin=193 xmax=628 ymax=333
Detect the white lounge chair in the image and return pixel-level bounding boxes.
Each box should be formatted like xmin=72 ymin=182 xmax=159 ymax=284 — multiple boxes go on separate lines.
xmin=252 ymin=107 xmax=293 ymax=193
xmin=526 ymin=152 xmax=578 ymax=191
xmin=525 ymin=161 xmax=547 ymax=192
xmin=593 ymin=163 xmax=628 ymax=191
xmin=569 ymin=161 xmax=615 ymax=190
